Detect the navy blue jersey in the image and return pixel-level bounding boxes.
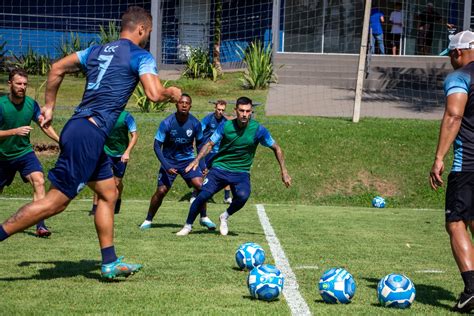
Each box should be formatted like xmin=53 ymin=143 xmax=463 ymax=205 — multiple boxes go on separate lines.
xmin=155 ymin=113 xmax=203 ymax=162
xmin=444 ymin=62 xmax=474 ymax=172
xmin=74 ymin=39 xmax=158 ymax=135
xmin=200 ymin=112 xmax=227 ymax=154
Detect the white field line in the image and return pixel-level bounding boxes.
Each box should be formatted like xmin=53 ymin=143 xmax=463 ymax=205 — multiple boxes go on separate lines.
xmin=256 ymin=204 xmax=312 ymax=316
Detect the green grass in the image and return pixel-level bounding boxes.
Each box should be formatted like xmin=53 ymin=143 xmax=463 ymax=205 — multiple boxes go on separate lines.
xmin=0 ymin=200 xmax=460 ymax=314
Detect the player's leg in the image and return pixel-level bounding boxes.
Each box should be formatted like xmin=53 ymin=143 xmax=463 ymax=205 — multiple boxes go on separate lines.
xmin=223 ymin=185 xmax=232 ymax=204
xmin=114 ymin=176 xmax=124 ymax=214
xmin=24 ymin=171 xmax=51 ymax=237
xmin=140 ymin=167 xmax=173 ymax=230
xmin=113 ymin=157 xmax=127 ymax=214
xmin=219 ymin=171 xmax=251 ymax=236
xmin=90 ymin=193 xmax=99 ymax=216
xmin=446 ymin=172 xmax=474 ymax=312
xmin=0 ymin=187 xmax=70 ymax=241
xmin=189 ymin=176 xmax=215 ymax=231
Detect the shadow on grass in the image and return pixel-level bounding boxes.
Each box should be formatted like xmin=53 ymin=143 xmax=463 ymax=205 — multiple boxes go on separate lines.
xmin=0 ymin=260 xmax=103 ymax=281
xmin=363 ymin=277 xmax=455 ymax=311
xmin=138 ymin=223 xmax=182 ymax=229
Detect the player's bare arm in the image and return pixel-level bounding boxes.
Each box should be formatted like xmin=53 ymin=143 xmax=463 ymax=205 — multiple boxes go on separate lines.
xmin=430 ymin=92 xmax=467 ymax=190
xmin=140 ymin=73 xmax=182 ymax=103
xmin=38 ymin=122 xmax=60 ymax=143
xmin=270 ymin=142 xmax=292 ymax=187
xmin=185 ymin=141 xmax=215 ymax=173
xmin=122 ymin=131 xmax=138 ymax=163
xmin=0 ymin=126 xmax=33 ymax=139
xmin=43 ymin=53 xmax=82 ymax=127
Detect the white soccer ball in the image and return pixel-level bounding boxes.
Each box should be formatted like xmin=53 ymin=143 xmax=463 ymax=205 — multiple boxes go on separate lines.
xmin=235 ymin=242 xmax=265 ymax=270
xmin=377 ymin=274 xmax=416 ymax=308
xmin=247 ymin=264 xmax=284 ymax=301
xmin=319 ymin=267 xmax=356 ymax=304
xmin=372 ymin=196 xmax=386 ymax=208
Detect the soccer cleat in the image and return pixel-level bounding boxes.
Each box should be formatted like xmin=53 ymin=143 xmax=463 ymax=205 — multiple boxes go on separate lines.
xmin=35 ymin=227 xmax=51 ymax=238
xmin=101 ymin=256 xmax=142 ymax=279
xmin=139 ymin=221 xmax=152 ymax=230
xmin=223 ymin=197 xmax=232 ymax=204
xmin=452 ymin=292 xmax=474 ymax=313
xmin=176 ymin=226 xmax=192 ymax=236
xmin=199 ymin=218 xmax=216 ymax=230
xmin=219 ymin=214 xmax=229 ymax=236
xmin=189 ymin=197 xmax=196 ymax=204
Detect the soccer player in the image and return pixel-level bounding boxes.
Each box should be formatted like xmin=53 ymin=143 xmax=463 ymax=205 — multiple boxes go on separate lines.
xmin=176 ymin=96 xmax=292 ymax=236
xmin=0 ymin=7 xmax=181 ymax=279
xmin=90 ymin=110 xmax=138 ymax=215
xmin=139 ymin=94 xmax=216 ymax=231
xmin=191 ymin=100 xmax=232 ymax=204
xmin=0 ymin=68 xmax=60 ymax=237
xmin=430 ymin=30 xmax=474 ymax=313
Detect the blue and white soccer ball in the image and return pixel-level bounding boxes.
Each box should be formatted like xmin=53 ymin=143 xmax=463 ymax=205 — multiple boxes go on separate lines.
xmin=319 ymin=268 xmax=356 ymax=304
xmin=247 ymin=264 xmax=284 ymax=301
xmin=377 ymin=274 xmax=416 ymax=308
xmin=372 ymin=196 xmax=386 ymax=208
xmin=235 ymin=242 xmax=265 ymax=270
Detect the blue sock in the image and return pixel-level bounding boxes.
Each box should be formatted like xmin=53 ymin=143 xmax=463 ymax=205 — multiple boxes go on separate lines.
xmin=114 ymin=199 xmax=122 ymax=214
xmin=0 ymin=225 xmax=10 ymax=242
xmin=146 ymin=212 xmax=154 ymax=222
xmin=101 ymin=246 xmax=118 ymax=265
xmin=224 ymin=189 xmax=231 ymax=199
xmin=89 ymin=204 xmax=97 ymax=216
xmin=36 ymin=220 xmax=47 ymax=229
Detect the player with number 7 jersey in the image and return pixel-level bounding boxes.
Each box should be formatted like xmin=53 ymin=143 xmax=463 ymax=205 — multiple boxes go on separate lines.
xmin=0 ymin=6 xmax=181 ymax=280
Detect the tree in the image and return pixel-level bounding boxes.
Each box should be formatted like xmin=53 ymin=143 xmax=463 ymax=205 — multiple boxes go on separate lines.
xmin=212 ymin=0 xmax=223 ymax=76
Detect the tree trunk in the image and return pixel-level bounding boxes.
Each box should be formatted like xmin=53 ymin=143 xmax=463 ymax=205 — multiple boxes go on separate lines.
xmin=213 ymin=0 xmax=223 ymax=76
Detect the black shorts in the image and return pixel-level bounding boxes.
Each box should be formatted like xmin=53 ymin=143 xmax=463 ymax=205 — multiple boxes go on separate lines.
xmin=445 ymin=172 xmax=474 ymax=222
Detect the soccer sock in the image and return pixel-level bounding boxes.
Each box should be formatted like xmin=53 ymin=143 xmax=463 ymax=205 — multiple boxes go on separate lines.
xmin=221 ymin=211 xmax=230 ymax=220
xmin=101 ymin=246 xmax=118 ymax=265
xmin=226 ymin=191 xmax=249 ymax=216
xmin=36 ymin=220 xmax=47 ymax=229
xmin=186 ymin=190 xmax=213 ymax=225
xmin=184 ymin=224 xmax=192 ymax=230
xmin=90 ymin=204 xmax=97 ymax=215
xmin=224 ymin=189 xmax=231 ymax=199
xmin=0 ymin=225 xmax=9 ymax=242
xmin=461 ymin=271 xmax=474 ymax=294
xmin=145 ymin=213 xmax=154 ymax=222
xmin=114 ymin=199 xmax=122 ymax=214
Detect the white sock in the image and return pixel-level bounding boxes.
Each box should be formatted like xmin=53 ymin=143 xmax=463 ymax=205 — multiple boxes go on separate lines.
xmin=184 ymin=224 xmax=192 ymax=230
xmin=201 ymin=216 xmax=210 ymax=221
xmin=221 ymin=212 xmax=229 ymax=220
xmin=142 ymin=220 xmax=152 ymax=225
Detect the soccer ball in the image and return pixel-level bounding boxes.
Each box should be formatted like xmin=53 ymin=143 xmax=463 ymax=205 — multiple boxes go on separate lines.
xmin=235 ymin=242 xmax=265 ymax=270
xmin=372 ymin=196 xmax=386 ymax=208
xmin=377 ymin=274 xmax=416 ymax=308
xmin=319 ymin=268 xmax=356 ymax=304
xmin=247 ymin=264 xmax=284 ymax=301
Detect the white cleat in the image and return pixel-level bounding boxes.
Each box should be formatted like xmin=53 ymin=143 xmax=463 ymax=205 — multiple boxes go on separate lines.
xmin=176 ymin=226 xmax=192 ymax=236
xmin=219 ymin=214 xmax=229 ymax=236
xmin=223 ymin=197 xmax=232 ymax=204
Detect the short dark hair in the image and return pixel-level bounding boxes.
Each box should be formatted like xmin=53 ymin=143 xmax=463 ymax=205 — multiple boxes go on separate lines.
xmin=180 ymin=93 xmax=192 ymax=103
xmin=121 ymin=6 xmax=152 ymax=32
xmin=9 ymin=68 xmax=28 ymax=81
xmin=236 ymin=96 xmax=252 ymax=107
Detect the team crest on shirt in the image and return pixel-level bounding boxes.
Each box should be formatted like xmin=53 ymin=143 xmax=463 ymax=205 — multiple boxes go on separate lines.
xmin=170 ymin=130 xmax=177 ymax=136
xmin=186 ymin=129 xmax=193 ymax=137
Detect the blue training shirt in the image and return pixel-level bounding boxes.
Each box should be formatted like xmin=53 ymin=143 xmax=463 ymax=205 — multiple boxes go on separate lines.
xmin=74 ymin=38 xmax=158 ymax=135
xmin=200 ymin=112 xmax=227 ymax=154
xmin=124 ymin=112 xmax=137 ymax=133
xmin=443 ymin=62 xmax=474 ymax=172
xmin=370 ymin=8 xmax=384 ymax=35
xmin=155 ymin=113 xmax=203 ymax=163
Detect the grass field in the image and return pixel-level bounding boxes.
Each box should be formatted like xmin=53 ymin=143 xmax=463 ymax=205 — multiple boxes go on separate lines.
xmin=0 ymin=199 xmax=461 ymax=314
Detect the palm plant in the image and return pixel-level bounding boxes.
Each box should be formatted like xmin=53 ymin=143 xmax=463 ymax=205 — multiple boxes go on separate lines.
xmin=98 ymin=21 xmax=121 ymax=44
xmin=237 ymin=41 xmax=277 ymax=89
xmin=133 ymin=82 xmax=169 ymax=112
xmin=182 ymin=47 xmax=217 ymax=81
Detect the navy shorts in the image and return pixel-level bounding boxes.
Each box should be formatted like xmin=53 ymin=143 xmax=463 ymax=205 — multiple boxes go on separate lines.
xmin=0 ymin=151 xmax=43 ymax=188
xmin=48 ymin=118 xmax=113 ymax=199
xmin=201 ymin=167 xmax=251 ymax=197
xmin=445 ymin=172 xmax=474 ymax=222
xmin=158 ymin=158 xmax=203 ymax=188
xmin=109 ymin=156 xmax=127 ymax=178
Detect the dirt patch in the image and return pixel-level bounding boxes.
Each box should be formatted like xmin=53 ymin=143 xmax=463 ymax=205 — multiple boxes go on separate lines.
xmin=33 ymin=143 xmax=59 ymax=156
xmin=320 ymin=170 xmax=399 ymax=197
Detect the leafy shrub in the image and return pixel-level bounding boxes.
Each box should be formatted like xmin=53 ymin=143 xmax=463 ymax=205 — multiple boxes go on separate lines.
xmin=182 ymin=47 xmax=217 ymax=81
xmin=133 ymin=82 xmax=170 ymax=113
xmin=9 ymin=47 xmax=51 ymax=76
xmin=57 ymin=32 xmax=93 ymax=58
xmin=98 ymin=21 xmax=120 ymax=44
xmin=237 ymin=41 xmax=277 ymax=89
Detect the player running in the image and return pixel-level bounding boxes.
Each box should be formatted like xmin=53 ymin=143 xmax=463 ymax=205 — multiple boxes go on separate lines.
xmin=139 ymin=94 xmax=216 ymax=231
xmin=90 ymin=110 xmax=138 ymax=215
xmin=176 ymin=96 xmax=291 ymax=236
xmin=0 ymin=68 xmax=60 ymax=237
xmin=0 ymin=6 xmax=181 ymax=279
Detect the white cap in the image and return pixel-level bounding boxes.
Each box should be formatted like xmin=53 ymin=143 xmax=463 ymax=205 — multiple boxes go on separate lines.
xmin=440 ymin=30 xmax=474 ymax=55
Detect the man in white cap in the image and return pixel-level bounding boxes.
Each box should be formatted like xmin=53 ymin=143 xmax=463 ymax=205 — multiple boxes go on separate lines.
xmin=430 ymin=30 xmax=474 ymax=313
